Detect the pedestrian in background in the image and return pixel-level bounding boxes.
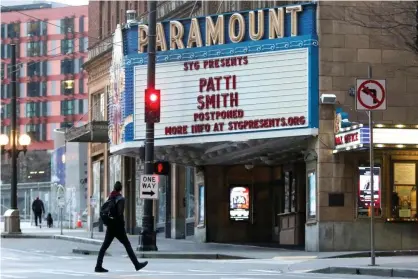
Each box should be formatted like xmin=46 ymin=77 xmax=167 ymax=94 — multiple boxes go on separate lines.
xmin=95 ymin=181 xmax=148 ymax=273
xmin=32 ymin=197 xmax=45 ymax=228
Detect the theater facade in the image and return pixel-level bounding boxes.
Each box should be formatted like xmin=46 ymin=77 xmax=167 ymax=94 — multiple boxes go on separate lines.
xmin=105 ymin=1 xmax=418 ymax=251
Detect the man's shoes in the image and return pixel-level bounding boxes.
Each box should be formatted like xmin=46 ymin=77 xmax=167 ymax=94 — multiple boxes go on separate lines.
xmin=135 ymin=261 xmax=148 ymax=271
xmin=95 ymin=266 xmax=109 ymax=273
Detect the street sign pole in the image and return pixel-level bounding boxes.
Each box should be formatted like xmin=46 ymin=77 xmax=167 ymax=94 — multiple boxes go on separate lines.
xmin=60 ymin=206 xmax=63 ymax=236
xmin=355 ymin=67 xmax=387 ymax=267
xmin=367 ymin=65 xmax=376 ymax=266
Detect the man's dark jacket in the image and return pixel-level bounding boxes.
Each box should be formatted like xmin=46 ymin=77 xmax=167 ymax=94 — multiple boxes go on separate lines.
xmin=109 ymin=191 xmax=125 ymax=226
xmin=32 ymin=199 xmax=45 ymax=214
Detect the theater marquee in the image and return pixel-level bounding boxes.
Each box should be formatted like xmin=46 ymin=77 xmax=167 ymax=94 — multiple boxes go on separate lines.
xmin=131 ymin=3 xmax=319 ymax=146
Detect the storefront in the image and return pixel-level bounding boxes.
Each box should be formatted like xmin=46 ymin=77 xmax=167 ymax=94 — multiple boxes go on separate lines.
xmin=329 ymin=110 xmax=418 ymax=250
xmin=110 ymin=3 xmax=319 ymax=244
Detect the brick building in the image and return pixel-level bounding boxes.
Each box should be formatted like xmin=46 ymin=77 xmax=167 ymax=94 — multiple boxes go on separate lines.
xmin=68 ymin=1 xmax=418 ymax=251
xmin=1 ymin=2 xmax=88 ymax=184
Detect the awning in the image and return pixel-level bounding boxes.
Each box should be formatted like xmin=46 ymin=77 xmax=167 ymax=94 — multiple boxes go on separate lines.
xmin=110 ymin=134 xmax=316 ymax=166
xmin=65 ymin=121 xmax=109 ymax=143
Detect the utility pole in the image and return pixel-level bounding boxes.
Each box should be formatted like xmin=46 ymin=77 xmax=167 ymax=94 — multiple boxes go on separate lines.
xmin=138 ymin=0 xmax=158 ymax=251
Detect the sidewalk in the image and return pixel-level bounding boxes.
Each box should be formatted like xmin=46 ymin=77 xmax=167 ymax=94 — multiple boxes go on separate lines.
xmin=2 ymin=222 xmax=418 ymax=266
xmin=301 ymin=256 xmax=418 ymax=278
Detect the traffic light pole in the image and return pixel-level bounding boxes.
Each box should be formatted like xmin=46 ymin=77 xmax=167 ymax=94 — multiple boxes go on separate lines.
xmin=138 ymin=0 xmax=158 ymax=251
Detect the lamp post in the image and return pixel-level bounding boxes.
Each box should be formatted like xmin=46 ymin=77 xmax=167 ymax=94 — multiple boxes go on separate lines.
xmin=0 ymin=133 xmax=31 ymax=233
xmin=1 ymin=44 xmax=32 ymax=234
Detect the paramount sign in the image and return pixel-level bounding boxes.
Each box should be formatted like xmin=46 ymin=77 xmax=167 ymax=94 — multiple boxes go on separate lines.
xmin=138 ymin=5 xmax=304 ymax=53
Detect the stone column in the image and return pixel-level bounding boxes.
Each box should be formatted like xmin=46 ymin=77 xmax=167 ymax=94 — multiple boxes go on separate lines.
xmin=171 ymin=164 xmax=186 ymax=239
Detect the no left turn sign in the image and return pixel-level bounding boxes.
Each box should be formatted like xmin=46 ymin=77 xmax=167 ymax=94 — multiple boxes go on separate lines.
xmin=356 ymin=79 xmax=387 ymax=111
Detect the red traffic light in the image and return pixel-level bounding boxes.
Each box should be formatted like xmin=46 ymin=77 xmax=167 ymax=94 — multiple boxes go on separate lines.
xmin=149 ymin=93 xmax=158 ymax=102
xmin=145 ymin=88 xmax=161 ymax=123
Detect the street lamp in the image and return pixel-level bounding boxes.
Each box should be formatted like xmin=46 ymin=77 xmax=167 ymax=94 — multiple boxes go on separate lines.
xmin=1 ymin=132 xmax=31 ymax=234
xmin=0 ymin=133 xmax=31 ymax=155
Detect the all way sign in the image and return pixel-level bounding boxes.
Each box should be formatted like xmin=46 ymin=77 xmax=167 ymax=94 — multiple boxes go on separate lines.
xmin=139 ymin=175 xmax=159 ymax=200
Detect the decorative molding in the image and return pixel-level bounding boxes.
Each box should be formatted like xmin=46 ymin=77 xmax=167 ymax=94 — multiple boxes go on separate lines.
xmin=126 ymin=37 xmax=318 ymax=66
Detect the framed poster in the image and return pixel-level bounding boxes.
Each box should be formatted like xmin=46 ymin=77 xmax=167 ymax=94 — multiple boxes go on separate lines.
xmin=394 ymin=163 xmax=416 ymax=185
xmin=307 ymin=171 xmax=316 ymax=219
xmin=229 ymin=185 xmax=250 ymax=221
xmin=358 ymin=166 xmax=381 ymax=217
xmin=198 ymin=184 xmax=205 ymax=225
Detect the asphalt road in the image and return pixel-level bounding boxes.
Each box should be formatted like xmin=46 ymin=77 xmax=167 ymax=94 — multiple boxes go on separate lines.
xmin=0 ymin=243 xmax=391 ymax=279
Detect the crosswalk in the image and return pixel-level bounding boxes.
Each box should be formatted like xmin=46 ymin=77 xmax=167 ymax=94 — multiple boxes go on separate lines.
xmin=0 ymin=268 xmax=287 ymax=278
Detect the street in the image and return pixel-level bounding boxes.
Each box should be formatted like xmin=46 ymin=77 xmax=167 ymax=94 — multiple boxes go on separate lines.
xmin=0 ymin=239 xmax=404 ymax=279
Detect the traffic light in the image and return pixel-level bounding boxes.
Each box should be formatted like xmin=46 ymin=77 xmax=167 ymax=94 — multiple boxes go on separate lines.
xmin=154 ymin=161 xmax=169 ymax=175
xmin=144 ymin=88 xmax=161 ymax=123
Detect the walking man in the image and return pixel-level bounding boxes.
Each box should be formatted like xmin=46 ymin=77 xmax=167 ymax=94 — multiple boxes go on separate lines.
xmin=32 ymin=197 xmax=45 ymax=228
xmin=95 ymin=181 xmax=148 ymax=272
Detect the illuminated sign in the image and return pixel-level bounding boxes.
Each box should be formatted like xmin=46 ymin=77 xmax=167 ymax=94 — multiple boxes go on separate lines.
xmin=334 ymin=126 xmax=368 ymax=151
xmin=135 ymin=49 xmax=312 ymax=145
xmin=126 ymin=3 xmax=318 ymax=148
xmin=358 ymin=166 xmax=381 ymax=217
xmin=138 ymin=6 xmax=304 ymax=53
xmin=229 ymin=185 xmax=250 ymax=221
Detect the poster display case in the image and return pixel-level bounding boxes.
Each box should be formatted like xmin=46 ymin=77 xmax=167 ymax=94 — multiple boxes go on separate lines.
xmin=229 ymin=185 xmax=250 ymax=221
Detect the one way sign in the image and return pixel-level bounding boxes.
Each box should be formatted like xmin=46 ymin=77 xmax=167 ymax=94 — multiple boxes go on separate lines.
xmin=139 ymin=175 xmax=159 ymax=200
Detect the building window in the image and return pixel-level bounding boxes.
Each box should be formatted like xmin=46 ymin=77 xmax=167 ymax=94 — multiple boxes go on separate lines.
xmin=60 ymin=122 xmax=73 ymax=128
xmin=61 ymin=80 xmax=75 ymax=95
xmin=79 ymin=16 xmax=84 ymax=33
xmin=1 ymin=63 xmax=5 ymax=80
xmin=79 ymin=38 xmax=86 ymax=52
xmin=27 ymin=41 xmax=47 ymax=57
xmin=6 ymin=44 xmax=20 ymax=58
xmin=61 ymin=100 xmax=74 ymax=115
xmin=78 ymin=99 xmax=84 ymax=114
xmin=27 ymin=61 xmax=47 ymax=76
xmin=7 ymin=23 xmax=20 ymax=38
xmin=61 ymin=59 xmax=74 ymax=74
xmin=1 ymin=24 xmax=6 ymax=39
xmin=27 ymin=62 xmax=40 ymax=76
xmin=1 ymin=124 xmax=10 ymax=136
xmin=26 ymin=102 xmax=37 ymax=117
xmin=25 ymin=124 xmax=46 ymax=141
xmin=61 ymin=39 xmax=74 ymax=54
xmin=391 ymin=162 xmax=418 ymax=221
xmin=27 ymin=21 xmax=41 ymax=37
xmin=61 ymin=17 xmax=74 ymax=34
xmin=1 ymin=103 xmax=21 ymax=119
xmin=26 ymin=102 xmax=47 ymax=117
xmin=7 ymin=82 xmax=21 ymax=98
xmin=186 ymin=167 xmax=195 ymax=219
xmin=79 ymin=78 xmax=84 ymax=94
xmin=27 ymin=82 xmax=46 ymax=97
xmin=92 ymin=93 xmax=105 ymax=121
xmin=7 ymin=63 xmax=21 ymax=79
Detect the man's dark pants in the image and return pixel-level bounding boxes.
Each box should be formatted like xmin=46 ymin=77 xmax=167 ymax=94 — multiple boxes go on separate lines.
xmin=34 ymin=212 xmax=42 ymax=226
xmin=96 ymin=224 xmax=140 ymax=268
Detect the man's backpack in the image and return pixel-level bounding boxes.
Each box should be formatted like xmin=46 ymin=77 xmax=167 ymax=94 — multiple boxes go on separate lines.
xmin=100 ymin=196 xmax=122 ymax=226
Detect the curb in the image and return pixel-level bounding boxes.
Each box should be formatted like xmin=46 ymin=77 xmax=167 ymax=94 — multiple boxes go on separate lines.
xmin=311 ymin=267 xmax=418 ymax=278
xmin=135 ymin=253 xmax=251 ymax=260
xmin=324 ymin=250 xmax=418 ymax=259
xmin=1 ymin=233 xmax=52 ymax=239
xmin=54 ymin=235 xmax=103 ymax=245
xmin=71 ymin=248 xmax=251 ymax=260
xmin=1 ymin=233 xmax=104 ymax=245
